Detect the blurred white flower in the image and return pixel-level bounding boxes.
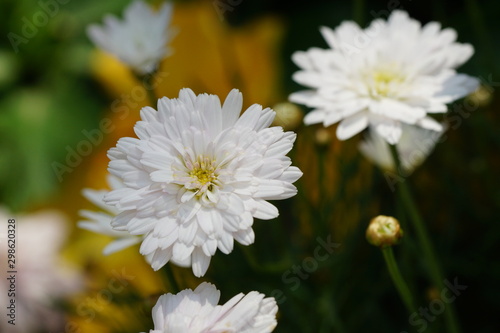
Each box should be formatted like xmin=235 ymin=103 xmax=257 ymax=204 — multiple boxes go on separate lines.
xmin=359 ymin=123 xmax=444 ymax=173
xmin=290 ymin=10 xmax=478 ymax=144
xmin=0 ymin=208 xmax=81 ymax=333
xmin=87 ymin=0 xmax=175 ymax=75
xmin=78 ymin=175 xmax=142 ymax=255
xmin=104 ymin=88 xmax=302 ymax=277
xmin=144 ymin=282 xmax=278 ymax=333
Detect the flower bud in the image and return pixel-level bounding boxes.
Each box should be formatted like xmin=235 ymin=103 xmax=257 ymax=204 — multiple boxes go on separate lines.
xmin=467 ymin=85 xmax=492 ymax=108
xmin=315 ymin=128 xmax=331 ymax=146
xmin=272 ymin=102 xmax=303 ymax=131
xmin=366 ymin=215 xmax=403 ymax=247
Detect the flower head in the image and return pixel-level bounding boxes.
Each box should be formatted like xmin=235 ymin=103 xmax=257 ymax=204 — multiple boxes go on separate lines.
xmin=105 ymin=88 xmax=302 ymax=276
xmin=78 ymin=175 xmax=142 ymax=255
xmin=144 ymin=282 xmax=278 ymax=333
xmin=359 ymin=123 xmax=444 ymax=174
xmin=366 ymin=215 xmax=403 ymax=247
xmin=87 ymin=1 xmax=175 ymax=75
xmin=290 ymin=10 xmax=478 ymax=144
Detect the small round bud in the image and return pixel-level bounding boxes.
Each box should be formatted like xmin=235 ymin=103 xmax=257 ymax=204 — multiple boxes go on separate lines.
xmin=314 ymin=128 xmax=331 ymax=146
xmin=366 ymin=215 xmax=403 ymax=247
xmin=466 ymin=85 xmax=492 ymax=108
xmin=425 ymin=287 xmax=440 ymax=302
xmin=272 ymin=102 xmax=303 ymax=131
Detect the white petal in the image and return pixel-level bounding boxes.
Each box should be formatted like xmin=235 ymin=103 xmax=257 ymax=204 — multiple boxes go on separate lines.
xmin=192 ymin=247 xmax=211 ymax=277
xmin=372 ymin=119 xmax=402 ymax=145
xmin=251 ymin=200 xmax=279 ymax=220
xmin=336 ymin=112 xmax=368 ymax=140
xmin=303 ymin=109 xmax=327 ymax=125
xmin=233 ymin=228 xmax=255 ymax=246
xmin=103 ymin=237 xmax=141 ymax=255
xmin=222 ymin=89 xmax=243 ymax=128
xmin=417 ymin=117 xmax=444 ymax=132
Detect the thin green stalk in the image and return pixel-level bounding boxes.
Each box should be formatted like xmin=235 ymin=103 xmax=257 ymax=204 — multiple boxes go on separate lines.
xmin=145 ymin=82 xmax=157 ymax=108
xmin=320 ymin=292 xmax=347 ymax=333
xmin=164 ymin=263 xmax=180 ymax=293
xmin=389 ymin=144 xmax=460 ymax=333
xmin=134 ymin=71 xmax=157 ymax=107
xmin=381 ymin=246 xmax=416 ymax=314
xmin=353 ymin=0 xmax=365 ymax=26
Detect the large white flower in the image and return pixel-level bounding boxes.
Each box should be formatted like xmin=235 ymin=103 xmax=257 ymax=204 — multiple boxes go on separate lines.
xmin=144 ymin=282 xmax=278 ymax=333
xmin=104 ymin=88 xmax=302 ymax=277
xmin=78 ymin=175 xmax=142 ymax=255
xmin=359 ymin=123 xmax=444 ymax=174
xmin=87 ymin=0 xmax=175 ymax=75
xmin=290 ymin=10 xmax=479 ymax=144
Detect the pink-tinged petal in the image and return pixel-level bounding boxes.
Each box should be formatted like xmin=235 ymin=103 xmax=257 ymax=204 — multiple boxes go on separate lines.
xmin=145 ymin=282 xmax=277 ymax=331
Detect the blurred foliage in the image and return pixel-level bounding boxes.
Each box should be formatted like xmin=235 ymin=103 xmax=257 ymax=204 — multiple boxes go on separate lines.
xmin=1 ymin=0 xmax=499 ymax=332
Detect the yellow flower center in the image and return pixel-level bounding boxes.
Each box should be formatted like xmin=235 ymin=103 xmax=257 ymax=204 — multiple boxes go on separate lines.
xmin=188 ymin=156 xmax=218 ymax=192
xmin=366 ymin=66 xmax=406 ymax=98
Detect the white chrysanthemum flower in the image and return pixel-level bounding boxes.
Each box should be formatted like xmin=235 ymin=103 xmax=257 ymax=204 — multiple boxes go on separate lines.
xmin=290 ymin=10 xmax=479 ymax=144
xmin=78 ymin=175 xmax=142 ymax=255
xmin=87 ymin=1 xmax=175 ymax=75
xmin=359 ymin=123 xmax=444 ymax=174
xmin=104 ymin=88 xmax=302 ymax=277
xmin=144 ymin=282 xmax=278 ymax=333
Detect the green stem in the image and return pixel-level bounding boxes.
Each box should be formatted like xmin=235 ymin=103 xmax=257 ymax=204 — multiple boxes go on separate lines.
xmin=381 ymin=246 xmax=416 ymax=314
xmin=145 ymin=82 xmax=157 ymax=108
xmin=389 ymin=144 xmax=460 ymax=333
xmin=353 ymin=0 xmax=365 ymax=25
xmin=164 ymin=263 xmax=180 ymax=294
xmin=134 ymin=71 xmax=158 ymax=107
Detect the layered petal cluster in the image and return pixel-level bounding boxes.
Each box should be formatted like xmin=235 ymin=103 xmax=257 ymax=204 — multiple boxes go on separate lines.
xmin=87 ymin=1 xmax=175 ymax=74
xmin=105 ymin=88 xmax=302 ymax=277
xmin=78 ymin=175 xmax=142 ymax=255
xmin=290 ymin=10 xmax=479 ymax=143
xmin=144 ymin=282 xmax=278 ymax=333
xmin=359 ymin=123 xmax=444 ymax=174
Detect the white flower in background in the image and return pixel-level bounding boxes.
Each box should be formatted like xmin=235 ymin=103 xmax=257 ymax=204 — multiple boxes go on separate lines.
xmin=78 ymin=175 xmax=142 ymax=255
xmin=359 ymin=123 xmax=444 ymax=174
xmin=87 ymin=1 xmax=175 ymax=75
xmin=290 ymin=10 xmax=478 ymax=144
xmin=144 ymin=282 xmax=278 ymax=333
xmin=0 ymin=209 xmax=81 ymax=333
xmin=105 ymin=88 xmax=302 ymax=277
